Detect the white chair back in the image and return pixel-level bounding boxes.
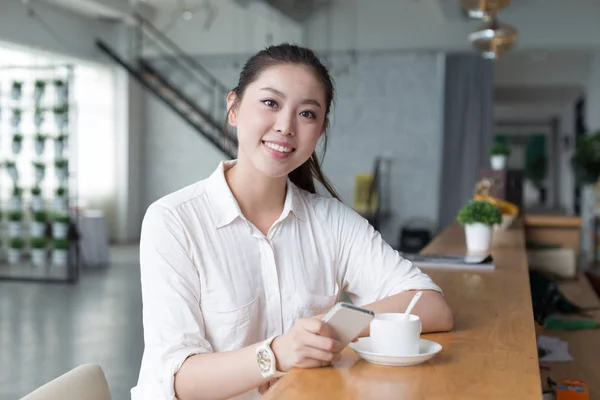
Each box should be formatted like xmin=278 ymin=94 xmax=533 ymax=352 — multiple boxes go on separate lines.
xmin=21 ymin=363 xmax=111 ymax=400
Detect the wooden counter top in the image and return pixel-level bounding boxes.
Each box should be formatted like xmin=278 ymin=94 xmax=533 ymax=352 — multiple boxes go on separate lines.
xmin=263 ymin=222 xmax=542 ymax=399
xmin=524 ymin=214 xmax=583 ymax=229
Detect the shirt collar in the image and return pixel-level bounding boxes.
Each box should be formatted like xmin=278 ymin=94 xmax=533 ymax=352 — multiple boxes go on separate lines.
xmin=207 ymin=160 xmax=306 ymax=229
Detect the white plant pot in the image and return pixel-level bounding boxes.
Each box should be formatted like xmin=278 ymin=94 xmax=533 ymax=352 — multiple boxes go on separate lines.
xmin=10 ymin=115 xmax=21 ymax=128
xmin=12 ymin=141 xmax=22 ymax=154
xmin=35 ymin=169 xmax=45 ymax=184
xmin=32 ymin=195 xmax=44 ymax=211
xmin=54 ymin=196 xmax=68 ymax=212
xmin=8 ymin=222 xmax=21 ymax=237
xmin=464 ymin=223 xmax=493 ymax=254
xmin=11 ymin=87 xmax=22 ymax=101
xmin=54 ymin=114 xmax=68 ymax=129
xmin=31 ymin=249 xmax=47 ymax=267
xmin=7 ymin=167 xmax=18 ymax=181
xmin=54 ymin=141 xmax=64 ymax=156
xmin=9 ymin=196 xmax=22 ymax=211
xmin=8 ymin=249 xmax=21 ymax=265
xmin=56 ymin=168 xmax=68 ymax=182
xmin=52 ymin=222 xmax=68 ymax=239
xmin=52 ymin=249 xmax=68 ymax=267
xmin=34 ymin=113 xmax=44 ymax=128
xmin=490 ymin=155 xmax=507 ymax=170
xmin=35 ymin=141 xmax=45 ymax=156
xmin=56 ymin=87 xmax=68 ymax=103
xmin=30 ymin=222 xmax=46 ymax=237
xmin=34 ymin=87 xmax=44 ymax=102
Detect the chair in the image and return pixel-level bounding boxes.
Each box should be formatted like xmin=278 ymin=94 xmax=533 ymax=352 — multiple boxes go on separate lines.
xmin=21 ymin=364 xmax=111 ymax=400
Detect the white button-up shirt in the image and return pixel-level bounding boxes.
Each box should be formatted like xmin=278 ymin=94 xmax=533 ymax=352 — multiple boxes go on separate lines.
xmin=131 ymin=161 xmax=441 ymax=400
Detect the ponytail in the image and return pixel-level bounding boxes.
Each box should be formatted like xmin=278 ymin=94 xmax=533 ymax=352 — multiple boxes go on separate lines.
xmin=289 ymin=152 xmax=340 ymax=201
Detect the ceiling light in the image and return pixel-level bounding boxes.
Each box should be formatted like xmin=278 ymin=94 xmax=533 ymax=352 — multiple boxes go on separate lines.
xmin=459 ymin=0 xmax=512 ymax=20
xmin=468 ymin=18 xmax=518 ymax=59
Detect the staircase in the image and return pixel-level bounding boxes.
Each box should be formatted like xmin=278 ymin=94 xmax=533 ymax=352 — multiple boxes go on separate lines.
xmin=96 ymin=14 xmax=237 ymax=158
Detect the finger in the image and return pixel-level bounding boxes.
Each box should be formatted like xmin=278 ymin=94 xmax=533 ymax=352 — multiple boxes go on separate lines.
xmin=301 ymin=330 xmax=344 ymax=353
xmin=300 ymin=346 xmax=340 ymax=365
xmin=258 ymin=383 xmax=269 ymax=395
xmin=351 ymin=337 xmax=359 ymax=343
xmin=302 ymin=319 xmax=339 ymax=342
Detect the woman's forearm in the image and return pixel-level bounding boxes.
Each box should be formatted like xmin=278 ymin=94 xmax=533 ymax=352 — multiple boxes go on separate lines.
xmin=174 ymin=342 xmax=268 ymax=400
xmin=359 ymin=290 xmax=454 ymax=335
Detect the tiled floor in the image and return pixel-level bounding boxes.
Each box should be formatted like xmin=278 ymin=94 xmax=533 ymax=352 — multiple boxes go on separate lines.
xmin=0 ymin=245 xmax=143 ymax=400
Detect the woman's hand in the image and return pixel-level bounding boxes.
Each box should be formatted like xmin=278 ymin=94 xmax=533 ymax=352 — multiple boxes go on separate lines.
xmin=271 ymin=318 xmax=343 ymax=372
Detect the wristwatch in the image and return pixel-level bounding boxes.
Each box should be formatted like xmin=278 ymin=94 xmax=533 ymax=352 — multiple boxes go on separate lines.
xmin=255 ymin=336 xmax=287 ymax=379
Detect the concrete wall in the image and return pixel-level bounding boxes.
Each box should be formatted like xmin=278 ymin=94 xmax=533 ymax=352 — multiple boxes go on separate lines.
xmin=304 ymin=0 xmax=600 ymax=52
xmin=143 ymin=50 xmax=445 ymax=245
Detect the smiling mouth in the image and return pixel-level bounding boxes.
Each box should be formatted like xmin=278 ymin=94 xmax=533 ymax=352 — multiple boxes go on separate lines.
xmin=262 ymin=141 xmax=296 ymax=154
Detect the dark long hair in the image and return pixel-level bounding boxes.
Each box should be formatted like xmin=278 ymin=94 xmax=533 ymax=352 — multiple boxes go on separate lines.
xmin=225 ymin=43 xmax=340 ymax=200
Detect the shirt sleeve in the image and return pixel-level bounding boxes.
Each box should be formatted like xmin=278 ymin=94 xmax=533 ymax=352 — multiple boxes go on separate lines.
xmin=132 ymin=203 xmax=213 ymax=400
xmin=330 ymin=201 xmax=442 ymax=306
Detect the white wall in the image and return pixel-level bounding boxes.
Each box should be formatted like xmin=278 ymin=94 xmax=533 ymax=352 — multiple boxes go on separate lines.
xmin=0 ymin=0 xmax=118 ymax=63
xmin=152 ymin=0 xmax=303 ymax=55
xmin=494 ymin=51 xmax=592 ymax=87
xmin=305 ymin=0 xmax=600 ymax=52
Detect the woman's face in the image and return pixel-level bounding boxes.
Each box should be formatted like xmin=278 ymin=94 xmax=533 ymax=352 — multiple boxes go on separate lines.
xmin=227 ymin=64 xmax=327 ymax=178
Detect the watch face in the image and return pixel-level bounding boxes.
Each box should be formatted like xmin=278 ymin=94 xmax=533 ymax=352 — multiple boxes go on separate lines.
xmin=256 ymin=348 xmax=272 ymax=373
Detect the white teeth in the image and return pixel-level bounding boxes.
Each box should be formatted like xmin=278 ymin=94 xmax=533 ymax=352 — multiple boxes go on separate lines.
xmin=264 ymin=141 xmax=293 ymax=153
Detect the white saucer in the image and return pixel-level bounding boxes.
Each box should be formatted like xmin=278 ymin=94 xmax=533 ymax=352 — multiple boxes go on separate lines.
xmin=349 ymin=337 xmax=442 ymax=367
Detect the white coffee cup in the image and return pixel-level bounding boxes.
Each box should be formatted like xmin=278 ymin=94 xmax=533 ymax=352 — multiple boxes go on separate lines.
xmin=370 ymin=313 xmax=422 ymax=356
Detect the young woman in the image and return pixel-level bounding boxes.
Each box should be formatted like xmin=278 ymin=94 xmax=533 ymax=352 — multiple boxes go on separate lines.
xmin=132 ymin=43 xmax=453 ymax=400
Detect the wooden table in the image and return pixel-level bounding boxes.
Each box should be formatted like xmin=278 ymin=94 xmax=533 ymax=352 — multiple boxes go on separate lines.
xmin=524 ymin=214 xmax=582 ymax=255
xmin=264 ymin=222 xmax=542 ymax=399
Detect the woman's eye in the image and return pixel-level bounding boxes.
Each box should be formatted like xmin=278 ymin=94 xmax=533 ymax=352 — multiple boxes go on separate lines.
xmin=300 ymin=110 xmax=316 ymax=119
xmin=262 ymin=99 xmax=278 ymax=108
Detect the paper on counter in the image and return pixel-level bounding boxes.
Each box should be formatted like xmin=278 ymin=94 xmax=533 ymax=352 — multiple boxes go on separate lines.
xmin=538 ymin=335 xmax=574 ymax=362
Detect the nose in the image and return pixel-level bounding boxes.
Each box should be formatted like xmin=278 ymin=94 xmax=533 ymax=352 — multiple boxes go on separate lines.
xmin=274 ymin=110 xmax=295 ymax=136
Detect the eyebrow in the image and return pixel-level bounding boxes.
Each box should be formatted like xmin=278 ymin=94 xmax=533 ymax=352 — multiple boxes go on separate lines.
xmin=260 ymin=87 xmax=322 ymax=109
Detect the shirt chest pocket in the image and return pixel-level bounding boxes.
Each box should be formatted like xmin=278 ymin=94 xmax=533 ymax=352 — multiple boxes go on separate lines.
xmin=293 ymin=283 xmax=340 ymax=319
xmin=201 ymin=296 xmax=260 ymax=352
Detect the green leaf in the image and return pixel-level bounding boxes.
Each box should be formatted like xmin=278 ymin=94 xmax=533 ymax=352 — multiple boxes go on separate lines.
xmin=489 ymin=141 xmax=510 ymax=156
xmin=457 ymin=200 xmax=502 ymax=226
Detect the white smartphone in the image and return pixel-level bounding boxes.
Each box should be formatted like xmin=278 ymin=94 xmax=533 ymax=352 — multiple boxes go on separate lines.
xmin=321 ymin=302 xmax=375 ymax=348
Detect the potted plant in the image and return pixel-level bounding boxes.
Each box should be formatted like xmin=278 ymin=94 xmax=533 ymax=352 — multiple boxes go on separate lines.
xmin=55 ymin=186 xmax=68 ymax=211
xmin=33 ymin=161 xmax=46 ymax=184
xmin=4 ymin=160 xmax=18 ymax=181
xmin=7 ymin=211 xmax=23 ymax=237
xmin=34 ymin=133 xmax=46 ymax=155
xmin=30 ymin=237 xmax=47 ymax=267
xmin=572 ymin=130 xmax=600 ymax=185
xmin=11 ymin=81 xmax=23 ymax=101
xmin=34 ymin=80 xmax=46 ymax=102
xmin=9 ymin=186 xmax=23 ymax=211
xmin=54 ymin=79 xmax=68 ymax=103
xmin=55 ymin=134 xmax=67 ymax=156
xmin=31 ymin=211 xmax=48 ymax=237
xmin=31 ymin=186 xmax=44 ymax=211
xmin=55 ymin=158 xmax=68 ymax=182
xmin=52 ymin=238 xmax=69 ymax=267
xmin=34 ymin=106 xmax=45 ymax=128
xmin=12 ymin=133 xmax=23 ymax=154
xmin=53 ymin=104 xmax=68 ymax=129
xmin=11 ymin=108 xmax=22 ymax=128
xmin=8 ymin=237 xmax=24 ymax=265
xmin=489 ymin=141 xmax=510 ymax=170
xmin=52 ymin=213 xmax=69 ymax=239
xmin=457 ymin=200 xmax=502 ymax=254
